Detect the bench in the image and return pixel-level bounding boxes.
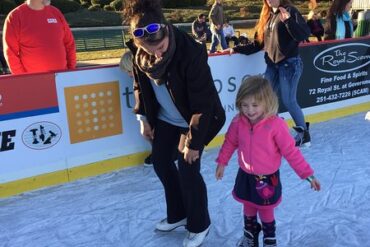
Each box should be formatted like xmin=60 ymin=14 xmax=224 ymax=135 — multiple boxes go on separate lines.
xmin=72 ymin=29 xmax=127 ymax=52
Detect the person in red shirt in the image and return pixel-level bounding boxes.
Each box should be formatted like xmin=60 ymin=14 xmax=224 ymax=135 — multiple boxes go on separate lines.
xmin=2 ymin=0 xmax=76 ymax=74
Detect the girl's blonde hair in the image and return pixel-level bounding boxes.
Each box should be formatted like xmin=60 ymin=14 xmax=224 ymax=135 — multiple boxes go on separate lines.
xmin=236 ymin=76 xmax=279 ymax=117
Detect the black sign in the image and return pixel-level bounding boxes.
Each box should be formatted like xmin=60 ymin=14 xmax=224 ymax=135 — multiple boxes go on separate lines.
xmin=297 ymin=38 xmax=370 ymax=108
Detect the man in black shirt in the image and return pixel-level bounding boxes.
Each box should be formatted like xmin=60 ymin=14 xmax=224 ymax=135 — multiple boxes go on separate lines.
xmin=192 ymin=13 xmax=211 ymax=44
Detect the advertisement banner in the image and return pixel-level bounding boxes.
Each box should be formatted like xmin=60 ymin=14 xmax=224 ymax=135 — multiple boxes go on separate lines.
xmin=0 ymin=74 xmax=67 ymax=183
xmin=298 ymin=38 xmax=370 ymax=108
xmin=1 ymin=36 xmax=369 ymax=189
xmin=0 ymin=74 xmax=58 ymax=121
xmin=55 ymin=67 xmax=148 ymax=169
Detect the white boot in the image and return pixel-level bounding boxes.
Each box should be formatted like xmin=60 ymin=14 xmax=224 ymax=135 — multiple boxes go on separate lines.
xmin=155 ymin=218 xmax=187 ymax=232
xmin=183 ymin=225 xmax=210 ymax=247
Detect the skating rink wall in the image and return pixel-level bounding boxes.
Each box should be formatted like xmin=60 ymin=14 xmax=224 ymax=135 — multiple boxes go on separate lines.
xmin=1 ymin=36 xmax=369 ymax=198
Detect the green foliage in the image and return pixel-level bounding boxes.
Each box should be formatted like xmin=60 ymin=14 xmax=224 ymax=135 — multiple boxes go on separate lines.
xmin=14 ymin=0 xmax=24 ymax=5
xmin=88 ymin=4 xmax=102 ymax=11
xmin=81 ymin=2 xmax=91 ymax=8
xmin=162 ymin=0 xmax=194 ymax=8
xmin=167 ymin=10 xmax=184 ymax=22
xmin=191 ymin=0 xmax=207 ymax=6
xmin=51 ymin=0 xmax=80 ymax=14
xmin=91 ymin=0 xmax=112 ymax=7
xmin=110 ymin=0 xmax=123 ymax=11
xmin=162 ymin=0 xmax=177 ymax=8
xmin=103 ymin=4 xmax=114 ymax=11
xmin=244 ymin=4 xmax=261 ymax=15
xmin=16 ymin=0 xmax=331 ymax=27
xmin=0 ymin=0 xmax=17 ymax=15
xmin=176 ymin=0 xmax=192 ymax=8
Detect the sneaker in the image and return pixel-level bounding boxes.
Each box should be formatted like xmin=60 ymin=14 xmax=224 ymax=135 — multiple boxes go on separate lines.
xmin=236 ymin=226 xmax=261 ymax=247
xmin=263 ymin=237 xmax=277 ymax=247
xmin=155 ymin=218 xmax=187 ymax=232
xmin=293 ymin=122 xmax=311 ymax=147
xmin=144 ymin=154 xmax=153 ymax=167
xmin=183 ymin=225 xmax=210 ymax=247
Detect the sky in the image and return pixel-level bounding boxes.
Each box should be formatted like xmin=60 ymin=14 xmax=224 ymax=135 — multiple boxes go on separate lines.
xmin=0 ymin=111 xmax=369 ymax=247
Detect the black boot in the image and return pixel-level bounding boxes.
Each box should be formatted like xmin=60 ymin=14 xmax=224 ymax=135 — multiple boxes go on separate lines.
xmin=262 ymin=221 xmax=277 ymax=247
xmin=237 ymin=216 xmax=261 ymax=247
xmin=144 ymin=153 xmax=153 ymax=167
xmin=293 ymin=122 xmax=311 ymax=147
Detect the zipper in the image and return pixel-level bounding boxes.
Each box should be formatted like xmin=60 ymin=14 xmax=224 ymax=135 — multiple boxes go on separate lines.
xmin=249 ymin=125 xmax=253 ymax=170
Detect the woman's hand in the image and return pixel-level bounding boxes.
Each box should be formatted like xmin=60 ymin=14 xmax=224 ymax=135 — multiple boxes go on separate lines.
xmin=279 ymin=7 xmax=291 ymax=22
xmin=222 ymin=48 xmax=234 ymax=55
xmin=139 ymin=120 xmax=154 ymax=141
xmin=215 ymin=164 xmax=225 ymax=180
xmin=183 ymin=146 xmax=200 ymax=164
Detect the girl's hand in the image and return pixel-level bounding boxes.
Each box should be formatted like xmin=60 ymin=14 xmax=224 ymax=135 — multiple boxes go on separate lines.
xmin=216 ymin=164 xmax=225 ymax=180
xmin=279 ymin=7 xmax=291 ymax=22
xmin=310 ymin=178 xmax=321 ymax=191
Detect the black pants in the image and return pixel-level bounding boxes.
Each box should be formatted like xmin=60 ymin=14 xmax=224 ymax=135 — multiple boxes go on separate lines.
xmin=225 ymin=36 xmax=239 ymax=47
xmin=151 ymin=119 xmax=210 ymax=233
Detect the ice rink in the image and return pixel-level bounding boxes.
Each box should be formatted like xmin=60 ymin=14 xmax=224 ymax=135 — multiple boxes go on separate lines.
xmin=0 ymin=112 xmax=369 ymax=247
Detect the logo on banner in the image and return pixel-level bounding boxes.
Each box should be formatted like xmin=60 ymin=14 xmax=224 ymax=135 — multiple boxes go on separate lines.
xmin=0 ymin=93 xmax=3 ymax=107
xmin=64 ymin=81 xmax=123 ymax=144
xmin=22 ymin=121 xmax=62 ymax=150
xmin=313 ymin=43 xmax=370 ymax=73
xmin=0 ymin=130 xmax=16 ymax=152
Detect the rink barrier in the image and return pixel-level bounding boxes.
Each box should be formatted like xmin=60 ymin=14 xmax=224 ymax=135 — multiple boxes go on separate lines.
xmin=0 ymin=36 xmax=369 ymax=198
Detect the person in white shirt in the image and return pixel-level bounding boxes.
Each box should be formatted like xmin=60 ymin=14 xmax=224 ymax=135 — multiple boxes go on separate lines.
xmin=223 ymin=21 xmax=239 ymax=47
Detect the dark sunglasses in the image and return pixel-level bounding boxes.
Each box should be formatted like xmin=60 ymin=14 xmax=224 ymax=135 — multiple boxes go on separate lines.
xmin=132 ymin=23 xmax=166 ymax=38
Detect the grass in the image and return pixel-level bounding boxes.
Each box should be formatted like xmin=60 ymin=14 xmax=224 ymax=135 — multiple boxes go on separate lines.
xmin=77 ymin=48 xmax=126 ymax=61
xmin=65 ymin=0 xmax=331 ymax=27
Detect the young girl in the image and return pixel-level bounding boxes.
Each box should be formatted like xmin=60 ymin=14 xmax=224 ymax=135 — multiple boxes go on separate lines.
xmin=225 ymin=0 xmax=311 ymax=147
xmin=215 ymin=76 xmax=321 ymax=247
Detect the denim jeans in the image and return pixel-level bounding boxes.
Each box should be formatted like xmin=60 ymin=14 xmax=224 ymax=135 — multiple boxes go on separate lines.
xmin=210 ymin=29 xmax=228 ymax=53
xmin=264 ymin=56 xmax=307 ymax=129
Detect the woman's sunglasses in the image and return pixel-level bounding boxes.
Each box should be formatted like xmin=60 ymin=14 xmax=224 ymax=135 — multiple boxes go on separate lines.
xmin=132 ymin=23 xmax=166 ymax=38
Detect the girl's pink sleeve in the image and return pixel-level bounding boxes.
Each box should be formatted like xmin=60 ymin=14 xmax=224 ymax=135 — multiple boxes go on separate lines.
xmin=216 ymin=116 xmax=239 ymax=166
xmin=274 ymin=119 xmax=314 ymax=179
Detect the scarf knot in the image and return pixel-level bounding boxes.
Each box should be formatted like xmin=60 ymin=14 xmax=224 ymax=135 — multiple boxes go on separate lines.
xmin=135 ymin=24 xmax=176 ymax=85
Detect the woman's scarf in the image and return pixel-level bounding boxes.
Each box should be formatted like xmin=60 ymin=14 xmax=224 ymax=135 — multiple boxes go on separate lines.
xmin=336 ymin=12 xmax=353 ymax=39
xmin=135 ymin=24 xmax=176 ymax=85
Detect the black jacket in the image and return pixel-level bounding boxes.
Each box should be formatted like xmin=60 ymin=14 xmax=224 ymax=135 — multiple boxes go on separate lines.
xmin=130 ymin=26 xmax=225 ymax=150
xmin=234 ymin=5 xmax=310 ymax=64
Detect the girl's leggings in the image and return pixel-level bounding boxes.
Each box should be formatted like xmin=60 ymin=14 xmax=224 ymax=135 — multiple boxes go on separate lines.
xmin=243 ymin=203 xmax=275 ymax=223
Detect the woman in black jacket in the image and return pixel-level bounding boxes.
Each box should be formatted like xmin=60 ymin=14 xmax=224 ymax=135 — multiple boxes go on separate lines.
xmin=123 ymin=1 xmax=225 ymax=246
xmin=226 ymin=0 xmax=311 ymax=149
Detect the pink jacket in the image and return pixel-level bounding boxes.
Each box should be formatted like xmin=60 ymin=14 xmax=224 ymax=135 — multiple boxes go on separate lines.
xmin=216 ymin=114 xmax=314 ymax=179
